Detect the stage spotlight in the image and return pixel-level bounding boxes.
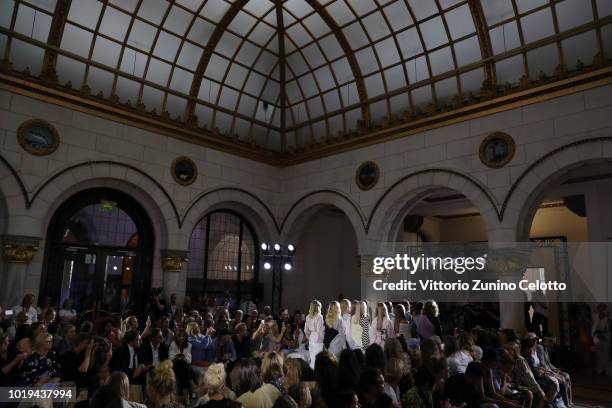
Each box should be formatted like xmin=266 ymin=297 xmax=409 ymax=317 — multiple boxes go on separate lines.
xmin=261 ymin=243 xmax=268 ymax=251
xmin=264 ymin=262 xmax=272 ymax=270
xmin=283 ymin=262 xmax=292 ymax=271
xmin=287 ymin=244 xmax=295 ymax=253
xmin=274 ymin=243 xmax=281 ymax=252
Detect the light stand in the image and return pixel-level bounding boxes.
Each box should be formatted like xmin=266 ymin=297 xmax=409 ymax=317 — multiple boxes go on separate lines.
xmin=261 ymin=243 xmax=295 ymax=313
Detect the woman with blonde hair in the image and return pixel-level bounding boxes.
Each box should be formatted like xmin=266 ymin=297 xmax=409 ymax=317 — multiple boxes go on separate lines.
xmin=283 ymin=358 xmax=302 ymax=390
xmin=369 ymin=303 xmax=395 ymax=347
xmin=186 ymin=320 xmax=212 ymax=367
xmin=22 ymin=333 xmax=60 ymax=386
xmin=350 ymin=301 xmax=370 ymax=351
xmin=108 ymin=371 xmax=146 ymax=408
xmin=323 ymin=301 xmax=346 ymax=358
xmin=304 ymin=300 xmax=324 ymax=369
xmin=199 ymin=363 xmax=241 ymax=407
xmin=146 ymin=360 xmax=177 ymax=407
xmin=340 ymin=299 xmax=355 ymax=349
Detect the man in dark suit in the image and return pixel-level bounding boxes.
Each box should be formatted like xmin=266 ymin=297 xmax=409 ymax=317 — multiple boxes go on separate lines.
xmin=111 ymin=330 xmax=147 ymax=384
xmin=139 ymin=328 xmax=169 ymax=366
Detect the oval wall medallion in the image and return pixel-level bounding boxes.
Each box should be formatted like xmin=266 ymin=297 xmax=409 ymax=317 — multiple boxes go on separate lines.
xmin=171 ymin=156 xmax=198 ymax=186
xmin=17 ymin=119 xmax=60 ymax=156
xmin=355 ymin=161 xmax=380 ymax=191
xmin=479 ymin=132 xmax=516 ymax=168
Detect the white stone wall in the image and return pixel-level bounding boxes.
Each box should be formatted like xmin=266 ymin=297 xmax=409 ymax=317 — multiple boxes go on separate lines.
xmin=1 ymin=83 xmax=612 ymax=314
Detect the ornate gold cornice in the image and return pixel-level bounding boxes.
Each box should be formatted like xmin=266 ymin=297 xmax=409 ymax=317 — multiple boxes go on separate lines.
xmin=2 ymin=235 xmax=41 ymax=264
xmin=0 ymin=65 xmax=610 ymax=166
xmin=160 ymin=250 xmax=189 ymax=272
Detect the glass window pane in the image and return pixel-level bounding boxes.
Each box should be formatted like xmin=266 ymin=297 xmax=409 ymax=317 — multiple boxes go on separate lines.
xmin=99 ymin=7 xmax=131 ymax=41
xmin=489 ymin=21 xmax=521 ymax=54
xmin=68 ymin=0 xmax=102 ymax=30
xmin=521 ymin=7 xmax=555 ymax=43
xmin=561 ymin=31 xmax=598 ymax=69
xmin=420 ymin=16 xmax=448 ymax=50
xmin=61 ymin=24 xmax=93 ymax=58
xmin=527 ymin=43 xmax=558 ymax=78
xmin=445 ymin=5 xmax=476 ymax=40
xmin=556 ymin=0 xmax=593 ymax=31
xmin=62 ymin=204 xmax=138 ymax=247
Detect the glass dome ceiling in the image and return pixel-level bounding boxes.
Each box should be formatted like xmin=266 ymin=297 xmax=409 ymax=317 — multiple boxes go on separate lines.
xmin=0 ymin=0 xmax=611 ymax=155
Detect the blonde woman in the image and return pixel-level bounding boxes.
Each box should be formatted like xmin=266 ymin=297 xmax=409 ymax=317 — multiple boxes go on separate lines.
xmin=340 ymin=299 xmax=355 ymax=349
xmin=369 ymin=303 xmax=395 ymax=347
xmin=350 ymin=301 xmax=370 ymax=351
xmin=304 ymin=300 xmax=324 ymax=369
xmin=200 ymin=363 xmax=240 ymax=407
xmin=22 ymin=333 xmax=60 ymax=386
xmin=324 ymin=301 xmax=346 ymax=358
xmin=261 ymin=351 xmax=285 ymax=395
xmin=108 ymin=371 xmax=146 ymax=408
xmin=145 ymin=360 xmax=177 ymax=408
xmin=283 ymin=358 xmax=302 ymax=390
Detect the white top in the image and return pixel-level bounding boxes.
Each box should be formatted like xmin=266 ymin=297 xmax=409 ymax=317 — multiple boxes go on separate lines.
xmin=304 ymin=314 xmax=324 ymax=344
xmin=396 ymin=321 xmax=412 ymax=340
xmin=58 ymin=309 xmax=77 ymax=322
xmin=369 ymin=317 xmax=395 ymax=347
xmin=342 ymin=313 xmax=356 ymax=349
xmin=447 ymin=350 xmax=473 ymax=376
xmin=12 ymin=305 xmax=37 ymax=325
xmin=169 ymin=341 xmax=192 ymax=364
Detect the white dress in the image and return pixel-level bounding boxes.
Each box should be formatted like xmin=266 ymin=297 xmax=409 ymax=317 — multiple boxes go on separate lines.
xmin=342 ymin=313 xmax=356 ymax=349
xmin=305 ymin=314 xmax=324 ymax=369
xmin=326 ymin=318 xmax=346 ymax=358
xmin=369 ymin=317 xmax=395 ymax=347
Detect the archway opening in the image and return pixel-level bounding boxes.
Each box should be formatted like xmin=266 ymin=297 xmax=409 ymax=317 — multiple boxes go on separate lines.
xmin=187 ymin=210 xmax=259 ymax=308
xmin=42 ymin=188 xmax=155 ymax=317
xmin=285 ymin=206 xmax=360 ymax=312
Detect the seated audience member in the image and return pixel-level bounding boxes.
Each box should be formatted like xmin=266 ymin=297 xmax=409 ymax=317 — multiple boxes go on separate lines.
xmin=60 ymin=333 xmax=93 ymax=388
xmin=231 ymin=358 xmax=281 ymax=408
xmin=88 ymin=384 xmax=122 ymax=408
xmin=230 ymin=310 xmax=244 ymax=332
xmin=0 ymin=332 xmax=28 ymax=386
xmin=207 ymin=328 xmax=237 ymax=364
xmin=196 ymin=362 xmax=241 ymax=407
xmin=359 ymin=368 xmax=392 ymax=408
xmin=262 ymin=351 xmax=286 ymax=395
xmin=186 ymin=321 xmax=213 ymax=367
xmin=287 ymin=382 xmax=312 ymax=408
xmin=157 ymin=315 xmax=175 ymax=347
xmin=521 ymin=336 xmax=562 ymax=406
xmin=383 ymin=357 xmax=404 ymax=405
xmin=445 ymin=361 xmax=500 ymax=408
xmin=481 ymin=349 xmax=522 ymax=408
xmin=13 ymin=294 xmax=38 ymax=325
xmin=494 ymin=350 xmax=533 ymax=408
xmin=445 ymin=335 xmax=473 ymax=376
xmin=146 ymin=360 xmax=178 ymax=408
xmin=335 ymin=389 xmax=359 ymax=408
xmin=58 ymin=299 xmax=77 ymax=324
xmin=312 ymin=350 xmax=338 ymax=407
xmin=107 ymin=370 xmax=147 ymax=408
xmin=337 ymin=348 xmax=362 ymax=393
xmin=169 ymin=331 xmax=192 ymax=363
xmin=54 ymin=323 xmax=77 ymax=355
xmin=22 ymin=333 xmax=60 ymax=386
xmin=140 ymin=328 xmax=169 ymax=366
xmin=402 ymin=366 xmax=435 ymax=408
xmin=539 ymin=336 xmax=571 ymax=406
xmin=111 ymin=330 xmax=147 ymax=384
xmin=233 ymin=323 xmax=252 ymax=360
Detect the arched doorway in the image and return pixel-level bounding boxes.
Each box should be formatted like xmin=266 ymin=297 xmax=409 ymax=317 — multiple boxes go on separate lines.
xmin=187 ymin=210 xmax=259 ymax=307
xmin=42 ymin=188 xmax=154 ymax=317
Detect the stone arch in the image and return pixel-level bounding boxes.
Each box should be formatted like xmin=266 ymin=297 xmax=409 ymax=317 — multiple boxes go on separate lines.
xmin=180 ymin=187 xmax=278 ymax=250
xmin=504 ymin=137 xmax=612 ymax=241
xmin=280 ymin=190 xmax=367 ymax=251
xmin=367 ymin=169 xmax=499 ymax=245
xmin=0 ymin=154 xmax=28 ymax=235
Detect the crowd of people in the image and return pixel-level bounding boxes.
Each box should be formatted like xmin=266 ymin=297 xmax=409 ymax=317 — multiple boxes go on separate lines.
xmin=0 ymin=292 xmax=596 ymax=408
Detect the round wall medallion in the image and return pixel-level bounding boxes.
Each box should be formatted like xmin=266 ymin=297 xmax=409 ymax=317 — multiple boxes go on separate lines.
xmin=479 ymin=132 xmax=516 ymax=168
xmin=17 ymin=119 xmax=60 ymax=156
xmin=355 ymin=161 xmax=380 ymax=191
xmin=171 ymin=156 xmax=198 ymax=186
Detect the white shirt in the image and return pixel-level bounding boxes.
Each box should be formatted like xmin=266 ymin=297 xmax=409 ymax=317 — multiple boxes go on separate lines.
xmin=128 ymin=345 xmax=138 ymax=369
xmin=304 ymin=314 xmax=324 ymax=344
xmin=448 ymin=350 xmax=473 ymax=376
xmin=169 ymin=341 xmax=192 ymax=364
xmin=151 ymin=344 xmax=160 ymax=365
xmin=58 ymin=309 xmax=76 ymax=322
xmin=369 ymin=317 xmax=395 ymax=347
xmin=12 ymin=305 xmax=37 ymax=325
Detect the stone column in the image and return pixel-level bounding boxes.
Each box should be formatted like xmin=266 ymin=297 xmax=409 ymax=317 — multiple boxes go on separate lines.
xmin=160 ymin=249 xmax=189 ymax=303
xmin=1 ymin=235 xmax=41 ymax=308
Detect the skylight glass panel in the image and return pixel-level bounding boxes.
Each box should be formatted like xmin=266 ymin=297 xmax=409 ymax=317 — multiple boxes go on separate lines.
xmin=226 ymin=63 xmax=248 ymax=88
xmin=325 ymin=1 xmax=354 ymax=26
xmin=254 ymin=50 xmax=277 ymax=75
xmin=217 ymin=31 xmax=242 ymax=57
xmin=146 ymin=58 xmax=172 ymax=86
xmin=14 ymin=5 xmax=52 ymax=42
xmin=165 ymin=5 xmax=193 ymax=36
xmin=287 ymin=23 xmax=313 ymax=48
xmin=364 ymin=73 xmax=385 ymax=97
xmin=10 ymin=40 xmax=44 ymax=75
xmin=115 ymin=76 xmax=140 ymax=103
xmin=515 ymin=0 xmax=548 ymax=14
xmin=328 ymin=114 xmax=343 ymax=136
xmin=598 ymin=0 xmax=612 ymax=17
xmin=92 ymin=36 xmax=121 ymax=68
xmin=356 ymin=46 xmax=379 ymax=74
xmin=56 ymin=56 xmax=86 ymax=86
xmin=307 ymin=97 xmax=325 ymax=118
xmin=411 ymin=85 xmax=433 ymax=110
xmin=109 ymin=0 xmax=138 ymax=13
xmin=343 ymin=22 xmax=369 ymax=49
xmin=351 ymin=0 xmax=377 ymax=16
xmin=481 ymin=0 xmax=514 ymax=26
xmin=87 ymin=66 xmax=114 ymax=96
xmin=243 ymin=0 xmax=274 ymax=17
xmin=434 ymin=76 xmax=457 ymax=104
xmin=286 ymin=52 xmax=308 ymax=76
xmin=177 ymin=42 xmax=204 ymax=67
xmin=420 ymin=16 xmax=448 ymax=50
xmin=406 ymin=55 xmax=429 ymax=83
xmin=302 ymin=43 xmax=327 ymax=68
xmin=235 ymin=42 xmax=260 ymax=65
xmin=323 ymin=89 xmax=342 ymax=111
xmin=384 ymin=64 xmax=406 ymax=90
xmin=286 ymin=80 xmax=302 ymax=103
xmin=527 ymin=43 xmax=557 ymax=78
xmin=429 ymin=46 xmax=454 ymax=75
xmin=166 ymin=95 xmax=187 ymax=119
xmin=249 ymin=22 xmax=275 ymax=46
xmin=120 ymin=48 xmax=147 ymax=76
xmin=243 ymin=72 xmax=266 ymax=96
xmin=229 ymin=11 xmax=258 ymax=36
xmin=137 ymin=0 xmax=169 ymax=25
xmin=205 ymin=54 xmax=229 ymax=81
xmin=319 ymin=34 xmax=343 ymax=60
xmin=312 ymin=120 xmax=327 ymax=142
xmin=142 ymin=85 xmax=164 ymax=112
xmin=489 ymin=21 xmax=521 ymax=54
xmin=562 ymin=31 xmax=598 ymax=69
xmin=332 ymin=57 xmax=353 ymax=83
xmin=383 ymin=1 xmax=413 ymax=31
xmin=201 ymin=0 xmax=231 ymax=22
xmin=60 ymin=24 xmax=92 ymax=58
xmin=369 ymin=100 xmax=387 ymax=122
xmin=521 ymin=7 xmax=555 ymax=43
xmin=376 ymin=37 xmax=401 ymax=68
xmin=601 ymin=24 xmax=612 ymax=56
xmin=495 ymin=54 xmax=523 ymax=84
xmin=556 ymin=0 xmax=593 ymax=31
xmin=303 ymin=13 xmax=330 ymax=36
xmin=454 ymin=36 xmax=481 ymax=66
xmin=154 ymin=31 xmax=181 ymax=60
xmin=67 ymin=0 xmax=102 ymax=30
xmin=194 ymin=103 xmax=214 ymax=126
xmin=170 ymin=67 xmax=194 ymax=93
xmin=396 ymin=27 xmax=423 ymax=59
xmin=445 ymin=5 xmax=475 ymax=40
xmin=282 ymin=9 xmax=296 ymax=26
xmin=99 ymin=7 xmax=131 ymax=41
xmin=188 ymin=18 xmax=215 ymax=46
xmin=298 ymin=73 xmax=318 ymax=98
xmin=215 ymin=111 xmax=233 ymax=133
xmin=234 ymin=118 xmax=251 ymax=139
xmin=219 ymin=86 xmax=240 ymax=109
xmin=237 ymin=94 xmax=257 ymax=116
xmin=408 ymin=0 xmax=438 ymax=20
xmin=198 ymin=78 xmax=220 ymax=102
xmin=314 ymin=66 xmax=335 ymax=91
xmin=362 ymin=12 xmax=390 ymax=41
xmin=284 ymin=0 xmax=312 ymax=19
xmin=0 ymin=1 xmax=14 ymax=29
xmin=460 ymin=68 xmax=484 ymax=94
xmin=262 ymin=80 xmax=280 ymax=103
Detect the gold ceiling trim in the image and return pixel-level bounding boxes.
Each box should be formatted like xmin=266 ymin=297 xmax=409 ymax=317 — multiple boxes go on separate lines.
xmin=1 ymin=66 xmax=611 ymax=167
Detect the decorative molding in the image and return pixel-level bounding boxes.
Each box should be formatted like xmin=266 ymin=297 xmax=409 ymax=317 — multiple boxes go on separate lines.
xmin=467 ymin=0 xmax=496 ymax=88
xmin=40 ymin=0 xmax=72 ymax=83
xmin=2 ymin=235 xmax=41 ymax=264
xmin=160 ymin=249 xmax=189 ymax=272
xmin=478 ymin=132 xmax=516 ymax=168
xmin=171 ymin=156 xmax=198 ymax=186
xmin=17 ymin=119 xmax=60 ymax=156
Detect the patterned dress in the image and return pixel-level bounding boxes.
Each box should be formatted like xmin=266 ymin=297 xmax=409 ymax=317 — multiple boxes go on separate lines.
xmin=23 ymin=351 xmax=61 ymax=386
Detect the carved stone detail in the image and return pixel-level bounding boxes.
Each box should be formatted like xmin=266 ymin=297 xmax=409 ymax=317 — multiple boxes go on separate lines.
xmin=2 ymin=236 xmax=41 ymax=264
xmin=160 ymin=250 xmax=189 ymax=272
